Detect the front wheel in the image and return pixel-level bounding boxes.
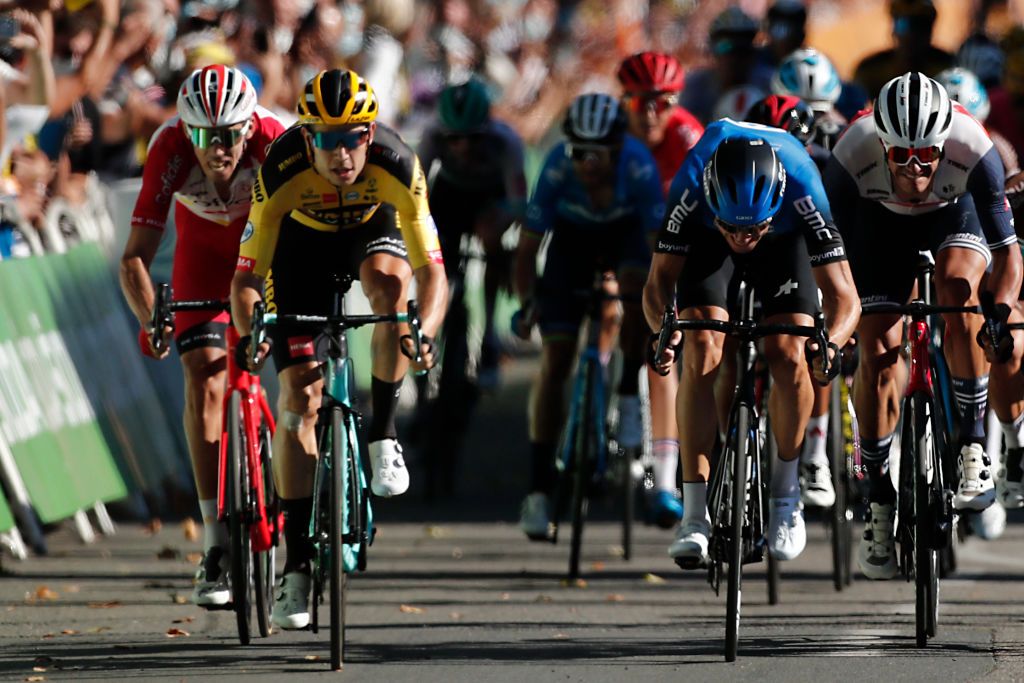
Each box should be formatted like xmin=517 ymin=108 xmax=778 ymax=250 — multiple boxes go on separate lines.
xmin=227 ymin=391 xmax=253 ymax=645
xmin=329 ymin=407 xmax=347 ymax=670
xmin=910 ymin=393 xmax=938 ymax=647
xmin=254 ymin=422 xmax=276 ymax=638
xmin=725 ymin=407 xmax=751 ymax=662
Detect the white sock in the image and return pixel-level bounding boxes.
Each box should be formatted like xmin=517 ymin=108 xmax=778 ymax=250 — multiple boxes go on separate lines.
xmin=199 ymin=498 xmax=228 ymax=552
xmin=802 ymin=413 xmax=829 ymax=464
xmin=771 ymin=456 xmax=801 ymax=498
xmin=653 ymin=439 xmax=678 ymax=492
xmin=682 ymin=481 xmax=709 ymax=523
xmin=1001 ymin=412 xmax=1024 ymax=450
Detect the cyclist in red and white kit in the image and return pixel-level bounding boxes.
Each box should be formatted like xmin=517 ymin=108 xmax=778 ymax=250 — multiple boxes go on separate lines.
xmin=616 ymin=51 xmax=704 ymax=528
xmin=120 ymin=65 xmax=286 ymax=607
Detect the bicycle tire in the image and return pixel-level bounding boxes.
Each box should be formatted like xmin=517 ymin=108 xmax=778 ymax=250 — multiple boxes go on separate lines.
xmin=621 ymin=445 xmax=634 ymax=562
xmin=828 ymin=386 xmax=849 ymax=592
xmin=725 ymin=406 xmax=751 ymax=662
xmin=910 ymin=393 xmax=937 ymax=647
xmin=330 ymin=406 xmax=347 ymax=670
xmin=227 ymin=391 xmax=253 ymax=645
xmin=254 ymin=422 xmax=275 ymax=638
xmin=568 ymin=363 xmax=594 ymax=582
xmin=763 ymin=418 xmax=780 ymax=606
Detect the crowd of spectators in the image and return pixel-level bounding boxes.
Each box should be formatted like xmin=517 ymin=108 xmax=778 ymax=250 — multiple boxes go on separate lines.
xmin=0 ymin=0 xmax=1021 ymax=262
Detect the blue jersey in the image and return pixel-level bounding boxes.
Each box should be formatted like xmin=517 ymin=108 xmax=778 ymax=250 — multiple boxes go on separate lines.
xmin=656 ymin=119 xmax=846 ymax=267
xmin=525 ymin=135 xmax=665 ymax=236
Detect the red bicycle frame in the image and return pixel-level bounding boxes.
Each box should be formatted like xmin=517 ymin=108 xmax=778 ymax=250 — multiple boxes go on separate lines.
xmin=904 ymin=320 xmax=934 ymax=398
xmin=217 ymin=326 xmax=278 ymax=551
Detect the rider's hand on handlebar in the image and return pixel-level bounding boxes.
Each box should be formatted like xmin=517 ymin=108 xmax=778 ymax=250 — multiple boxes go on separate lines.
xmin=976 ymin=292 xmax=1014 ymax=364
xmin=400 ymin=334 xmax=436 ymax=374
xmin=805 ymin=338 xmax=840 ymax=386
xmin=235 ymin=335 xmax=271 ymax=373
xmin=510 ymin=301 xmax=536 ymax=341
xmin=138 ymin=326 xmax=172 ymax=360
xmin=648 ymin=330 xmax=682 ymax=376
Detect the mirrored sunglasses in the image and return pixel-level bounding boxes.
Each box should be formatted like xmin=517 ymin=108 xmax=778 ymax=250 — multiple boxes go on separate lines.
xmin=565 ymin=143 xmax=615 ymax=162
xmin=714 ymin=216 xmax=773 ymax=235
xmin=310 ymin=127 xmax=371 ymax=151
xmin=187 ymin=123 xmax=248 ymax=149
xmin=886 ymin=145 xmax=942 ymax=166
xmin=624 ymin=92 xmax=677 ymax=115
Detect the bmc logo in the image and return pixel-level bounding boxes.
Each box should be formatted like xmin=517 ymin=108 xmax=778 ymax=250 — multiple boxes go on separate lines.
xmin=666 ymin=189 xmax=699 ymax=234
xmin=793 ymin=195 xmax=832 ymax=241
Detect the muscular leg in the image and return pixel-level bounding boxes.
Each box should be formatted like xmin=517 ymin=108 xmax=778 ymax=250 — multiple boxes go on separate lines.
xmin=181 ymin=346 xmax=227 ymax=551
xmin=854 ymin=313 xmax=904 ymax=502
xmin=527 ymin=337 xmax=576 ymax=494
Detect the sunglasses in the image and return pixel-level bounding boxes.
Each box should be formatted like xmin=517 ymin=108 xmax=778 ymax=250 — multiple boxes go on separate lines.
xmin=714 ymin=216 xmax=772 ymax=236
xmin=186 ymin=122 xmax=249 ymax=149
xmin=566 ymin=143 xmax=615 ymax=162
xmin=624 ymin=92 xmax=677 ymax=115
xmin=886 ymin=145 xmax=942 ymax=166
xmin=309 ymin=127 xmax=371 ymax=151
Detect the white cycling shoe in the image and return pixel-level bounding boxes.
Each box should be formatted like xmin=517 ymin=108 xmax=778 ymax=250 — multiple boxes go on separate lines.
xmin=271 ymin=571 xmax=311 ymax=630
xmin=767 ymin=496 xmax=806 ymax=561
xmin=996 ymin=447 xmax=1024 ymax=509
xmin=967 ymin=501 xmax=1006 ymax=541
xmin=800 ymin=458 xmax=836 ymax=508
xmin=953 ymin=443 xmax=995 ymax=511
xmin=668 ymin=518 xmax=711 ymax=569
xmin=191 ymin=546 xmax=230 ymax=608
xmin=369 ymin=438 xmax=410 ymax=497
xmin=858 ymin=502 xmax=898 ymax=580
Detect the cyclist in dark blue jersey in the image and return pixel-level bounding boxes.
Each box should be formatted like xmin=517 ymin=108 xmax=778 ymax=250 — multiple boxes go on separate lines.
xmin=644 ymin=119 xmax=860 ymax=567
xmin=512 ymin=93 xmax=665 ymax=539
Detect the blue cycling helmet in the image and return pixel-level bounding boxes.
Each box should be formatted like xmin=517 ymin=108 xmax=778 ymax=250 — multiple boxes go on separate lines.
xmin=703 ymin=137 xmax=787 ymax=227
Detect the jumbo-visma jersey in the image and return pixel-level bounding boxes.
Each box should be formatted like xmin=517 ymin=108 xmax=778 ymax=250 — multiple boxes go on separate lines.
xmin=236 ymin=124 xmax=444 ymax=277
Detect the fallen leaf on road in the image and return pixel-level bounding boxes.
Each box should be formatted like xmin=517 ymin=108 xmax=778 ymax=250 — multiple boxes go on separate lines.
xmin=5 ymin=606 xmax=14 ymax=611
xmin=500 ymin=592 xmax=511 ymax=601
xmin=170 ymin=593 xmax=187 ymax=605
xmin=606 ymin=594 xmax=625 ymax=602
xmin=156 ymin=546 xmax=179 ymax=560
xmin=145 ymin=518 xmax=163 ymax=535
xmin=87 ymin=601 xmax=121 ymax=609
xmin=60 ymin=630 xmax=77 ymax=636
xmin=304 ymin=655 xmax=319 ymax=661
xmin=85 ymin=626 xmax=110 ymax=634
xmin=40 ymin=634 xmax=54 ymax=640
xmin=449 ymin=612 xmax=462 ymax=620
xmin=643 ymin=573 xmax=666 ymax=585
xmin=608 ymin=545 xmax=625 ymax=557
xmin=63 ymin=585 xmax=80 ymax=594
xmin=32 ymin=667 xmax=46 ymax=672
xmin=185 ymin=552 xmax=203 ymax=564
xmin=399 ymin=604 xmax=424 ymax=614
xmin=425 ymin=525 xmax=451 ymax=538
xmin=559 ymin=578 xmax=587 ymax=589
xmin=533 ymin=595 xmax=554 ymax=603
xmin=590 ymin=561 xmax=606 ymax=571
xmin=165 ymin=628 xmax=190 ymax=638
xmin=552 ymin=632 xmax=569 ymax=640
xmin=172 ymin=617 xmax=194 ymax=624
xmin=25 ymin=676 xmax=45 ymax=682
xmin=34 ymin=586 xmax=58 ymax=601
xmin=182 ymin=518 xmax=200 ymax=542
xmin=451 ymin=547 xmax=463 ymax=559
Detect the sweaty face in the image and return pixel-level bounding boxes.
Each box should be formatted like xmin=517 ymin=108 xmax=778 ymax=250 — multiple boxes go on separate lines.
xmin=191 ymin=120 xmax=252 ymax=184
xmin=308 ymin=124 xmax=374 ymax=187
xmin=715 ymin=217 xmax=771 ymax=254
xmin=887 ymin=156 xmax=939 ymax=202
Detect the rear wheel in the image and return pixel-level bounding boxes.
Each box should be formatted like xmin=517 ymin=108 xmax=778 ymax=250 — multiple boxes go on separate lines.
xmin=254 ymin=423 xmax=276 ymax=638
xmin=725 ymin=407 xmax=751 ymax=662
xmin=568 ymin=366 xmax=594 ymax=582
xmin=911 ymin=393 xmax=937 ymax=647
xmin=828 ymin=385 xmax=851 ymax=591
xmin=227 ymin=391 xmax=252 ymax=645
xmin=329 ymin=407 xmax=347 ymax=670
xmin=763 ymin=418 xmax=780 ymax=605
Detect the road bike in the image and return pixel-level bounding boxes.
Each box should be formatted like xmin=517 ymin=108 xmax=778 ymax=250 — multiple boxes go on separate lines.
xmin=151 ymin=285 xmax=278 ymax=645
xmin=251 ymin=276 xmax=422 ymax=669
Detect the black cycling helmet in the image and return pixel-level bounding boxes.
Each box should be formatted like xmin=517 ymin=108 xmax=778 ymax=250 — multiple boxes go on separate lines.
xmin=563 ymin=93 xmax=628 ymax=146
xmin=703 ymin=137 xmax=787 ymax=227
xmin=745 ymin=94 xmax=815 ymax=145
xmin=438 ymin=78 xmax=491 ymax=134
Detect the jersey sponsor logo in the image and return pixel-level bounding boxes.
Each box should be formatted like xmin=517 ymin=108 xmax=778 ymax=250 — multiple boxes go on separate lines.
xmin=854 ymin=162 xmax=877 ymax=179
xmin=808 ymin=245 xmax=846 ymax=265
xmin=426 ymin=248 xmax=444 ymax=263
xmin=240 ymin=221 xmax=254 ymax=243
xmin=656 ymin=240 xmax=687 ymax=254
xmin=322 ymin=193 xmax=339 ymax=204
xmin=287 ymin=336 xmax=315 ymax=358
xmin=236 ymin=256 xmax=255 ymax=271
xmin=793 ymin=195 xmax=833 ymax=240
xmin=277 ymin=152 xmax=302 ymax=172
xmin=628 ymin=160 xmax=654 ymax=181
xmin=666 ymin=189 xmax=699 ymax=234
xmin=253 ymin=176 xmax=265 ymax=203
xmin=154 ymin=154 xmax=184 ymax=206
xmin=947 ymin=159 xmax=969 ymax=172
xmin=774 ymin=279 xmax=798 ymax=297
xmin=345 ymin=191 xmax=360 ymax=200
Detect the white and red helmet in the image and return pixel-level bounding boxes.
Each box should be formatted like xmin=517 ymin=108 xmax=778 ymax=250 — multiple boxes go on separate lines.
xmin=177 ymin=64 xmax=257 ymax=128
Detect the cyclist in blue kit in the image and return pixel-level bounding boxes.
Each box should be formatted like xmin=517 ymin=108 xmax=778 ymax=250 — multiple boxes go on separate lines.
xmin=644 ymin=118 xmax=860 ymax=567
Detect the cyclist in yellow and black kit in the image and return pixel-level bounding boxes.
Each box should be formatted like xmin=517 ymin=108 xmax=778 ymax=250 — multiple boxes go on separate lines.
xmin=230 ymin=69 xmax=447 ymax=630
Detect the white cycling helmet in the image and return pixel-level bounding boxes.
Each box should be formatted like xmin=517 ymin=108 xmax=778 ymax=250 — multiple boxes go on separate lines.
xmin=770 ymin=48 xmax=842 ymax=113
xmin=177 ymin=64 xmax=258 ymax=128
xmin=873 ymin=72 xmax=953 ymax=149
xmin=936 ymin=67 xmax=990 ymax=123
xmin=563 ymin=93 xmax=627 ymax=146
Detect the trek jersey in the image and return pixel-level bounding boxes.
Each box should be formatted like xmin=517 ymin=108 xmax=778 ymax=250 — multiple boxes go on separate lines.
xmin=418 ymin=118 xmax=528 ymax=212
xmin=655 ymin=119 xmax=847 ymax=266
xmin=650 ymin=107 xmax=704 ymax=194
xmin=824 ymin=105 xmax=1016 ymax=250
xmin=237 ymin=124 xmax=444 ymax=277
xmin=525 ymin=135 xmax=665 ymax=237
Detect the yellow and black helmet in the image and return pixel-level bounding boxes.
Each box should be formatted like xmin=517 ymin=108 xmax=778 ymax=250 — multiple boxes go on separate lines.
xmin=297 ymin=69 xmax=379 ymax=126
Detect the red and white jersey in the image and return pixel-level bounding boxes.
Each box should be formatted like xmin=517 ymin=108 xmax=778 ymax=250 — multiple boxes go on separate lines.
xmin=651 ymin=107 xmax=704 ymax=195
xmin=830 ymin=105 xmax=996 ymax=216
xmin=130 ymin=106 xmax=286 ymax=231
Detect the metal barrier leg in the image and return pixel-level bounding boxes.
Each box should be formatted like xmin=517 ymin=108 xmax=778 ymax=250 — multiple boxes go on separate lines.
xmin=73 ymin=509 xmax=96 ymax=544
xmin=92 ymin=501 xmax=116 ymax=535
xmin=0 ymin=437 xmax=46 ymax=555
xmin=0 ymin=528 xmax=28 ymax=560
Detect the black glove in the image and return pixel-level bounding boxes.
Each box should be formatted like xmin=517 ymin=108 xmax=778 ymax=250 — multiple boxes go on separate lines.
xmin=400 ymin=334 xmax=436 ymax=367
xmin=978 ymin=291 xmax=1014 ymax=364
xmin=647 ymin=332 xmax=682 ymax=376
xmin=804 ymin=338 xmax=840 ymax=385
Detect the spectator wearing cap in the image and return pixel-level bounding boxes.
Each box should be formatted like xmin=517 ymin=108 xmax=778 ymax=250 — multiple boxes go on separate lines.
xmin=679 ymin=6 xmax=774 ymax=124
xmin=852 ymin=0 xmax=954 ymax=97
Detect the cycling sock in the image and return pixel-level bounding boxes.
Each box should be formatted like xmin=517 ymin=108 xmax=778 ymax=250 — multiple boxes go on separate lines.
xmin=281 ymin=497 xmax=314 ymax=575
xmin=681 ymin=481 xmax=708 ymax=523
xmin=198 ymin=498 xmax=228 ymax=552
xmin=653 ymin=439 xmax=679 ymax=493
xmin=1000 ymin=412 xmax=1024 ymax=449
xmin=802 ymin=413 xmax=829 ymax=464
xmin=860 ymin=433 xmax=896 ymax=504
xmin=952 ymin=374 xmax=989 ymax=444
xmin=529 ymin=442 xmax=557 ymax=494
xmin=770 ymin=455 xmax=800 ymax=498
xmin=369 ymin=376 xmax=402 ymax=442
xmin=618 ymin=358 xmax=641 ymax=396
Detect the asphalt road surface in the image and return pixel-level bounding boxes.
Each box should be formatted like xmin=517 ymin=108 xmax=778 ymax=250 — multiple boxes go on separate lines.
xmin=1 ymin=357 xmax=1023 ymax=682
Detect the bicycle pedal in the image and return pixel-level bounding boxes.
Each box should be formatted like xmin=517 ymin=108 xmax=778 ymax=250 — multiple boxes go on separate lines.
xmin=674 ymin=555 xmax=707 ymax=571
